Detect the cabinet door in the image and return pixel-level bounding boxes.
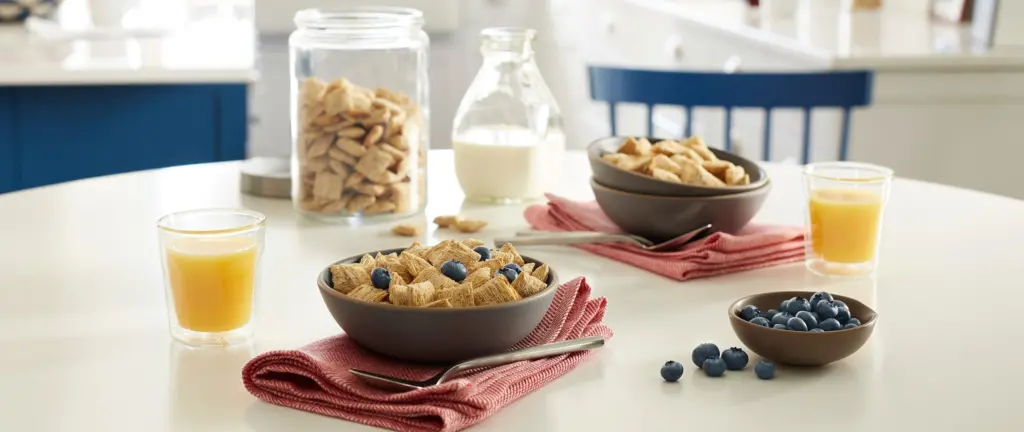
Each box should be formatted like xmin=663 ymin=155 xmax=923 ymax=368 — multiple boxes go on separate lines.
xmin=13 ymin=84 xmax=247 ymax=189
xmin=0 ymin=89 xmax=14 ymax=194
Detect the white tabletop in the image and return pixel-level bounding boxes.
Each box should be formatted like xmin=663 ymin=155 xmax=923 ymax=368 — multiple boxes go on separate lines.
xmin=1 ymin=150 xmax=1023 ymax=431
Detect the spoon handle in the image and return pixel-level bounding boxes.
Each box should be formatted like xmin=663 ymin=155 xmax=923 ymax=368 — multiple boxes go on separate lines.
xmin=494 ymin=233 xmax=642 ymax=247
xmin=446 ymin=336 xmax=606 ymax=376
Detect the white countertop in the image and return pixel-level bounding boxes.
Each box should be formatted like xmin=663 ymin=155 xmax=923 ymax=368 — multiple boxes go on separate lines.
xmin=3 ymin=150 xmax=1024 ymax=430
xmin=0 ymin=0 xmax=256 ymax=85
xmin=634 ymin=0 xmax=1024 ymax=71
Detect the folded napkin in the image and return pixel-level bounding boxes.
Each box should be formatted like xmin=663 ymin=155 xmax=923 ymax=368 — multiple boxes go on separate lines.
xmin=524 ymin=194 xmax=805 ymax=281
xmin=242 ymin=277 xmax=612 ymax=432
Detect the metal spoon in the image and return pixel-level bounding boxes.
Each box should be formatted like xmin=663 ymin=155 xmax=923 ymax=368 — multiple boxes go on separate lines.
xmin=494 ymin=224 xmax=713 ymax=252
xmin=350 ymin=336 xmax=606 ymax=392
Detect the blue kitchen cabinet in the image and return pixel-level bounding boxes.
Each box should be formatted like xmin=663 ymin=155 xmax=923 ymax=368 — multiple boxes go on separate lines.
xmin=0 ymin=83 xmax=247 ymax=193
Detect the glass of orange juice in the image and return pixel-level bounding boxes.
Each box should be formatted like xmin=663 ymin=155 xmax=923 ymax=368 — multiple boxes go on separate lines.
xmin=803 ymin=162 xmax=893 ymax=277
xmin=157 ymin=209 xmax=265 ymax=347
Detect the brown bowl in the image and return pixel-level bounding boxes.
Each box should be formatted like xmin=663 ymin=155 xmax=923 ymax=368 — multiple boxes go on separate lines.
xmin=588 ymin=136 xmax=768 ymax=197
xmin=591 ymin=178 xmax=770 ymax=242
xmin=317 ymin=248 xmax=560 ymax=364
xmin=728 ymin=291 xmax=878 ymax=367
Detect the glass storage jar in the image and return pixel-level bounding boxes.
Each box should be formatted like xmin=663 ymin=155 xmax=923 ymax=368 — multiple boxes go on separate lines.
xmin=452 ymin=27 xmax=565 ymax=204
xmin=290 ymin=7 xmax=429 ymax=222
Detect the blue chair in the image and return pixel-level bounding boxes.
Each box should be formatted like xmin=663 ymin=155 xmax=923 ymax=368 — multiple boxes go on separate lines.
xmin=587 ymin=66 xmax=873 ymax=163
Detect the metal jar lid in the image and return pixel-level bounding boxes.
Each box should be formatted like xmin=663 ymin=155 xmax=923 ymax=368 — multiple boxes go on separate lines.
xmin=239 ymin=157 xmax=291 ymax=199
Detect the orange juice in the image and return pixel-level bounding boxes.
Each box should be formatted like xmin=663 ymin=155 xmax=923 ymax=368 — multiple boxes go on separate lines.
xmin=165 ymin=237 xmax=257 ymax=332
xmin=808 ymin=188 xmax=883 ymax=263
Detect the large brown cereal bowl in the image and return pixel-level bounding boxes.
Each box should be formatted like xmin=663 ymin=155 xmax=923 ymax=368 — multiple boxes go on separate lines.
xmin=729 ymin=291 xmax=878 ymax=367
xmin=317 ymin=248 xmax=560 ymax=364
xmin=590 ymin=178 xmax=770 ymax=242
xmin=588 ymin=136 xmax=768 ymax=197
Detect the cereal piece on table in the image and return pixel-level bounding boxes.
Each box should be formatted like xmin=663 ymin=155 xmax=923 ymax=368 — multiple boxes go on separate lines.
xmin=347 ymin=284 xmax=389 ymax=303
xmin=364 ymin=201 xmax=397 ymax=215
xmin=617 ymin=137 xmax=653 ymax=156
xmin=391 ymin=281 xmax=436 ymax=307
xmin=681 ymin=136 xmax=717 ymax=161
xmin=411 ymin=266 xmax=457 ymax=291
xmin=336 ymin=138 xmax=367 ymax=157
xmin=532 ymin=263 xmax=550 ymax=283
xmin=453 ymin=219 xmax=488 ymax=233
xmin=513 ymin=273 xmax=548 ymax=298
xmin=423 ymin=298 xmax=453 ymax=308
xmin=312 ymin=171 xmax=343 ymax=201
xmin=400 ymin=251 xmax=432 ymax=276
xmin=435 ymin=282 xmax=474 ymax=307
xmin=725 ymin=165 xmax=749 ymax=186
xmin=521 ymin=262 xmax=536 ymax=275
xmin=498 ymin=243 xmax=526 ymax=266
xmin=433 ymin=215 xmax=462 ymax=228
xmin=392 ymin=224 xmax=421 ymax=237
xmin=473 ymin=277 xmax=522 ymax=306
xmin=701 ymin=160 xmax=734 ymax=181
xmin=330 ymin=264 xmax=371 ymax=294
xmin=345 ymin=194 xmax=376 ymax=213
xmin=425 ymin=240 xmax=481 ymax=268
xmin=463 ymin=267 xmax=492 ymax=288
xmin=461 ymin=238 xmax=485 ymax=248
xmin=649 ymin=167 xmax=682 ymax=183
xmin=651 ymin=140 xmax=688 ymax=155
xmin=649 ymin=154 xmax=682 ymax=173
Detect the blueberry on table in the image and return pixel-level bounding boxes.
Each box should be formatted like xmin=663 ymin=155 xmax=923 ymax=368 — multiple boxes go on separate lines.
xmin=754 ymin=360 xmax=775 ymax=380
xmin=440 ymin=260 xmax=468 ymax=282
xmin=810 ymin=328 xmax=825 ymax=333
xmin=819 ymin=318 xmax=842 ymax=331
xmin=760 ymin=309 xmax=779 ymax=320
xmin=749 ymin=317 xmax=771 ymax=327
xmin=660 ymin=361 xmax=684 ymax=382
xmin=815 ymin=300 xmax=839 ymax=319
xmin=835 ymin=306 xmax=852 ymax=324
xmin=847 ymin=318 xmax=862 ymax=327
xmin=772 ymin=324 xmax=788 ymax=330
xmin=370 ymin=267 xmax=391 ymax=289
xmin=473 ymin=246 xmax=491 ymax=261
xmin=722 ymin=347 xmax=749 ymax=370
xmin=786 ymin=317 xmax=808 ymax=331
xmin=784 ymin=297 xmax=811 ymax=314
xmin=795 ymin=311 xmax=818 ymax=329
xmin=495 ymin=267 xmax=518 ymax=282
xmin=691 ymin=343 xmax=721 ymax=368
xmin=770 ymin=312 xmax=793 ymax=327
xmin=702 ymin=356 xmax=727 ymax=377
xmin=740 ymin=305 xmax=761 ymax=321
xmin=842 ymin=323 xmax=859 ymax=330
xmin=809 ymin=291 xmax=834 ymax=310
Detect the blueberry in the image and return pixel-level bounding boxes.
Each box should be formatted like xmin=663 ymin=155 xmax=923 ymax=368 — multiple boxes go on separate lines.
xmin=809 ymin=291 xmax=834 ymax=310
xmin=722 ymin=347 xmax=749 ymax=370
xmin=795 ymin=311 xmax=818 ymax=329
xmin=772 ymin=324 xmax=788 ymax=330
xmin=784 ymin=297 xmax=811 ymax=314
xmin=740 ymin=305 xmax=761 ymax=321
xmin=754 ymin=360 xmax=775 ymax=380
xmin=691 ymin=343 xmax=721 ymax=368
xmin=702 ymin=356 xmax=727 ymax=377
xmin=819 ymin=318 xmax=842 ymax=331
xmin=787 ymin=317 xmax=808 ymax=331
xmin=815 ymin=300 xmax=839 ymax=319
xmin=842 ymin=323 xmax=859 ymax=330
xmin=836 ymin=306 xmax=852 ymax=324
xmin=495 ymin=267 xmax=518 ymax=282
xmin=502 ymin=263 xmax=523 ymax=275
xmin=847 ymin=318 xmax=862 ymax=326
xmin=810 ymin=328 xmax=825 ymax=333
xmin=473 ymin=246 xmax=491 ymax=261
xmin=660 ymin=360 xmax=684 ymax=382
xmin=759 ymin=309 xmax=779 ymax=320
xmin=749 ymin=317 xmax=771 ymax=327
xmin=770 ymin=312 xmax=793 ymax=326
xmin=440 ymin=260 xmax=468 ymax=282
xmin=370 ymin=267 xmax=391 ymax=289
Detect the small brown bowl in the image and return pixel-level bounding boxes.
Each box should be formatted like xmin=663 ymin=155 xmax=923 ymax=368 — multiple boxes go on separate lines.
xmin=317 ymin=248 xmax=560 ymax=364
xmin=588 ymin=136 xmax=768 ymax=197
xmin=728 ymin=291 xmax=878 ymax=367
xmin=591 ymin=178 xmax=770 ymax=242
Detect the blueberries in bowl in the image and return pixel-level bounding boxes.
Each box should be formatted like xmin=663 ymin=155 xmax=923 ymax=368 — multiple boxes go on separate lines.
xmin=370 ymin=267 xmax=391 ymax=289
xmin=440 ymin=260 xmax=468 ymax=282
xmin=749 ymin=317 xmax=771 ymax=327
xmin=772 ymin=324 xmax=788 ymax=330
xmin=795 ymin=311 xmax=818 ymax=329
xmin=818 ymin=318 xmax=842 ymax=331
xmin=738 ymin=291 xmax=867 ymax=333
xmin=722 ymin=347 xmax=749 ymax=370
xmin=809 ymin=291 xmax=834 ymax=310
xmin=770 ymin=312 xmax=793 ymax=327
xmin=740 ymin=305 xmax=760 ymax=321
xmin=473 ymin=246 xmax=491 ymax=261
xmin=691 ymin=343 xmax=720 ymax=368
xmin=815 ymin=300 xmax=839 ymax=319
xmin=786 ymin=317 xmax=808 ymax=332
xmin=783 ymin=297 xmax=811 ymax=314
xmin=759 ymin=309 xmax=779 ymax=320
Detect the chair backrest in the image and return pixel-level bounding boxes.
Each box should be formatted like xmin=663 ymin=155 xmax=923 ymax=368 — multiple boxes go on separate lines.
xmin=587 ymin=66 xmax=873 ymax=162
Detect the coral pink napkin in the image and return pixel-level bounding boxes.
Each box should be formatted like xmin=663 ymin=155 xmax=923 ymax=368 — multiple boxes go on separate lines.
xmin=524 ymin=194 xmax=805 ymax=281
xmin=242 ymin=277 xmax=612 ymax=432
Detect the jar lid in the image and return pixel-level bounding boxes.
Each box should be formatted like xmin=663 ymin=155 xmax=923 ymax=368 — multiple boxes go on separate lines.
xmin=240 ymin=157 xmax=291 ymax=199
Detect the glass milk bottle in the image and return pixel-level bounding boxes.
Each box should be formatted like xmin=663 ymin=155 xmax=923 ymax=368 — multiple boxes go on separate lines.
xmin=452 ymin=27 xmax=566 ymax=204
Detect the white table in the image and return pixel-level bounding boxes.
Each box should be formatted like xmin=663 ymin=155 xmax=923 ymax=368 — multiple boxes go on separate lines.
xmin=2 ymin=150 xmax=1023 ymax=431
